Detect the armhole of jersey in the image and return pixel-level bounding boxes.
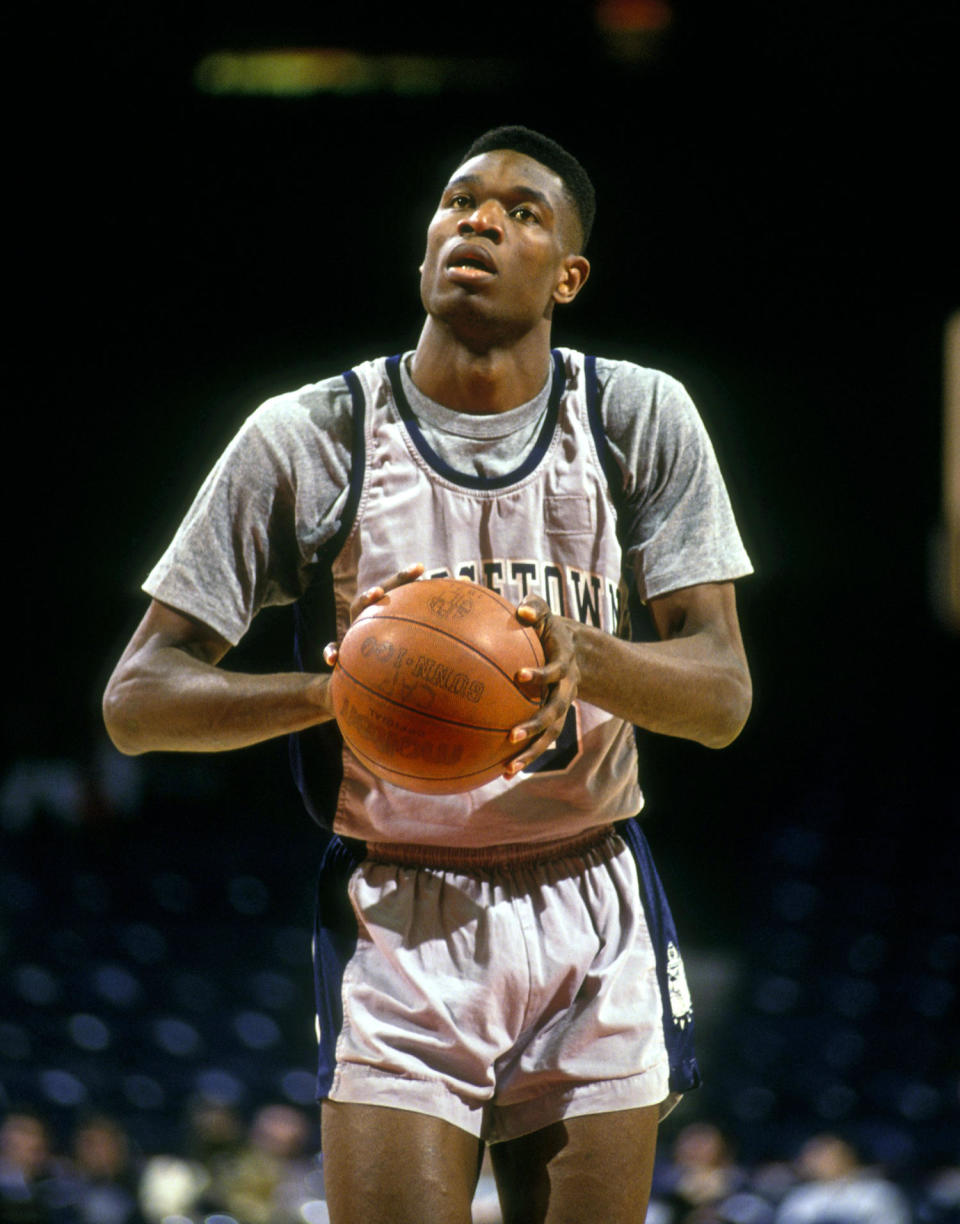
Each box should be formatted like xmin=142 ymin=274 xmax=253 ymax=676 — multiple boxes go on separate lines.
xmin=584 ymin=354 xmax=647 ymax=645
xmin=292 ymin=367 xmax=366 ymax=670
xmin=318 ymin=367 xmax=367 ymax=564
xmin=584 ymin=354 xmax=625 ymax=515
xmin=289 ymin=369 xmax=367 ymax=830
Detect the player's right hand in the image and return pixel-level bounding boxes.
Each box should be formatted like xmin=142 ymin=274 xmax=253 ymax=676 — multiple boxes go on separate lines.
xmin=321 ymin=562 xmax=426 ymax=668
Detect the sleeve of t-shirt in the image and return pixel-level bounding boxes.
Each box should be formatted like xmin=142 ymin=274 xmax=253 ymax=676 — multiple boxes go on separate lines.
xmin=142 ymin=376 xmax=354 ymax=645
xmin=597 ymin=358 xmax=753 ymax=601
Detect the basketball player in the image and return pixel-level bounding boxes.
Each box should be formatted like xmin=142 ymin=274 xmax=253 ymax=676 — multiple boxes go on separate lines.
xmin=103 ymin=126 xmax=753 ymax=1223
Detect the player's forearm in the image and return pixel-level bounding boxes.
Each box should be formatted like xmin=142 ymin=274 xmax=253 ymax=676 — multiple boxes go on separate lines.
xmin=571 ymin=622 xmax=752 ymax=748
xmin=102 ymin=646 xmax=334 ymax=755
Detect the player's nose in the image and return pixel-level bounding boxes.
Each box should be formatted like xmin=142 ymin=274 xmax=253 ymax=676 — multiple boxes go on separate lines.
xmin=457 ymin=206 xmax=504 ymax=244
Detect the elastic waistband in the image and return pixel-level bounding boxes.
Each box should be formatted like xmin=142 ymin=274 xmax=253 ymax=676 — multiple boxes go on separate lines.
xmin=364 ymin=825 xmax=616 ymax=871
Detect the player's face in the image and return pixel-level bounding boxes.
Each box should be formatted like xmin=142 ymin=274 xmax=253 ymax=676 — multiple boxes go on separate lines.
xmin=419 ymin=150 xmax=589 ymax=344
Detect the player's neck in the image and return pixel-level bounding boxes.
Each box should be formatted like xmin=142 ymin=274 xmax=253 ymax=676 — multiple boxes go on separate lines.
xmin=410 ymin=319 xmax=553 ymax=415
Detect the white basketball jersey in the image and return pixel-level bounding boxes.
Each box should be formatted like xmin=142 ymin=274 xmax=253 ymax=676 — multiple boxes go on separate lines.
xmin=319 ymin=348 xmax=644 ymax=848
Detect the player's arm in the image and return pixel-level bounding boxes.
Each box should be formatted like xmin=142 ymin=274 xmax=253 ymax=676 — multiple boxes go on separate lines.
xmin=508 ymin=580 xmax=751 ymax=770
xmin=103 ymin=565 xmax=425 ymax=755
xmin=102 ymin=600 xmax=334 ymax=755
xmin=575 ymin=580 xmax=751 ymax=745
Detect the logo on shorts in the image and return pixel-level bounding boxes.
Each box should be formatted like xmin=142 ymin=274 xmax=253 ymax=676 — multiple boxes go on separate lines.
xmin=666 ymin=942 xmax=693 ymax=1030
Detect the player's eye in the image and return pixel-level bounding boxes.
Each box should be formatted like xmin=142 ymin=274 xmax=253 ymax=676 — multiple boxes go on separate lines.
xmin=448 ymin=194 xmax=473 ymax=209
xmin=510 ymin=205 xmax=539 ymax=224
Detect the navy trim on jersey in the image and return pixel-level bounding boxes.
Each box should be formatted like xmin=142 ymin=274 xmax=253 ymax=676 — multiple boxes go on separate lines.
xmin=584 ymin=353 xmax=652 ymax=644
xmin=584 ymin=354 xmax=625 ymax=508
xmin=385 ymin=351 xmax=565 ymax=491
xmin=322 ymin=368 xmax=367 ymax=564
xmin=288 ymin=369 xmax=368 ymax=830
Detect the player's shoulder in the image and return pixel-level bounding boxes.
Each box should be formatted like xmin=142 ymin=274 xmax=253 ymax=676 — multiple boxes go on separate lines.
xmin=555 ymin=346 xmax=686 ymax=403
xmin=215 ymin=367 xmax=373 ymax=480
xmin=250 ymin=370 xmax=359 ymax=437
xmin=591 ymin=354 xmax=690 ymax=407
xmin=560 ymin=349 xmax=698 ymax=442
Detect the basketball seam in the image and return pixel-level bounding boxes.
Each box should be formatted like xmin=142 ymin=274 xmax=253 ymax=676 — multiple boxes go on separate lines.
xmin=354 ymin=613 xmax=542 ymax=705
xmin=335 ymin=662 xmax=531 ymax=731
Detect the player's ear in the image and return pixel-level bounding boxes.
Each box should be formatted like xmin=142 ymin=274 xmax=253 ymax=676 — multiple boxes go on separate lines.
xmin=552 ymin=254 xmax=590 ymax=306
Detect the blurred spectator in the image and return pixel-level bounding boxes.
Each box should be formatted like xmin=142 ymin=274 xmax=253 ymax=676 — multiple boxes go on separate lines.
xmin=0 ymin=761 xmax=85 ymax=831
xmin=136 ymin=1155 xmax=206 ymax=1224
xmin=138 ymin=1098 xmax=244 ymax=1223
xmin=774 ymin=1133 xmax=912 ymax=1224
xmin=137 ymin=1100 xmax=327 ymax=1224
xmin=916 ymin=1154 xmax=960 ymax=1224
xmin=652 ymin=1121 xmax=751 ymax=1221
xmin=0 ymin=1108 xmax=74 ymax=1222
xmin=215 ymin=1104 xmax=321 ymax=1224
xmin=66 ymin=1115 xmax=145 ymax=1224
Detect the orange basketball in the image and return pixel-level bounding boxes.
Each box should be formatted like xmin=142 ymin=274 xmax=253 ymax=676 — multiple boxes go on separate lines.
xmin=330 ymin=578 xmax=545 ymax=794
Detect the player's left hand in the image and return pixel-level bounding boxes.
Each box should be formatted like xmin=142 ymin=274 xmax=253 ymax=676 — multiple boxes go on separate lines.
xmin=504 ymin=594 xmax=580 ymax=776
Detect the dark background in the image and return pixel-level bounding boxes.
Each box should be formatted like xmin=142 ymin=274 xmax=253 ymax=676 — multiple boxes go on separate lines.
xmin=5 ymin=0 xmax=958 ymax=1175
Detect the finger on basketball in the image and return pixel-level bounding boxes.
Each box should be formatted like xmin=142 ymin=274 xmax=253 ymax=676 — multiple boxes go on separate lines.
xmin=516 ymin=659 xmax=568 ymax=688
xmin=516 ymin=595 xmax=549 ymax=626
xmin=502 ymin=728 xmax=556 ymax=776
xmin=381 ymin=561 xmax=425 ymax=592
xmin=348 ymin=563 xmax=425 ymax=621
xmin=349 ymin=585 xmax=385 ymax=620
xmin=508 ymin=701 xmax=563 ymax=748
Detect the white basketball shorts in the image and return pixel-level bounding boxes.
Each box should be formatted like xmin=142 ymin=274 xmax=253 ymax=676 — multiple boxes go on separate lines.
xmin=319 ymin=827 xmax=675 ymax=1143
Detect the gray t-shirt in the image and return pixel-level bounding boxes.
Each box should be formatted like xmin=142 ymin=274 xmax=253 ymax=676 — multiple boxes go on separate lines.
xmin=144 ymin=353 xmax=752 ymax=647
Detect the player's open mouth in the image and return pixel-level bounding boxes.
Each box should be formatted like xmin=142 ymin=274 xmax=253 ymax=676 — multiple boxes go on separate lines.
xmin=446 ymin=242 xmax=497 ymax=280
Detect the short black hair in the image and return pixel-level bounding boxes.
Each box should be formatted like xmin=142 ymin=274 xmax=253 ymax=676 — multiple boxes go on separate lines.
xmin=459 ymin=125 xmax=596 ymax=252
